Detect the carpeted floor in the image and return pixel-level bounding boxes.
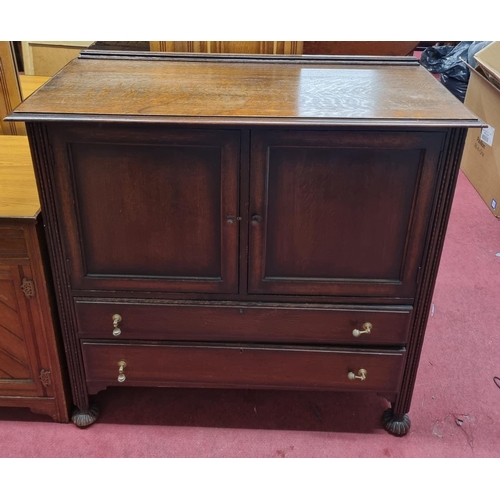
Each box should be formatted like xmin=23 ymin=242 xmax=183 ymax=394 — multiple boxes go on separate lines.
xmin=1 ymin=171 xmax=499 ymax=457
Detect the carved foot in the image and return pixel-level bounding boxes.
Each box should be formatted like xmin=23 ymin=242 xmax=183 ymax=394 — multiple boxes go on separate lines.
xmin=71 ymin=405 xmax=99 ymax=428
xmin=382 ymin=408 xmax=411 ymax=436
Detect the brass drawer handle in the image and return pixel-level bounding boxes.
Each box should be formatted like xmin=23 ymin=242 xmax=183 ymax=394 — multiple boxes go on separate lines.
xmin=117 ymin=360 xmax=127 ymax=382
xmin=112 ymin=314 xmax=122 ymax=336
xmin=348 ymin=369 xmax=367 ymax=381
xmin=352 ymin=322 xmax=372 ymax=337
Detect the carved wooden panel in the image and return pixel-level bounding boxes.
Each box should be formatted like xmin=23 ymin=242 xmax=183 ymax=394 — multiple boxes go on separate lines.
xmin=0 ymin=265 xmax=39 ymax=394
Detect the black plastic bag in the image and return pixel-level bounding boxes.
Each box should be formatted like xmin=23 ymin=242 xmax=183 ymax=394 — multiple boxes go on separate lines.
xmin=440 ymin=73 xmax=468 ymax=101
xmin=420 ymin=41 xmax=492 ymax=102
xmin=420 ymin=42 xmax=472 ymax=74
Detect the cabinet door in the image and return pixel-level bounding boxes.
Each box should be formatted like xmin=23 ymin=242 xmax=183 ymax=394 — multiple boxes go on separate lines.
xmin=0 ymin=264 xmax=44 ymax=397
xmin=50 ymin=126 xmax=240 ymax=294
xmin=248 ymin=130 xmax=444 ymax=298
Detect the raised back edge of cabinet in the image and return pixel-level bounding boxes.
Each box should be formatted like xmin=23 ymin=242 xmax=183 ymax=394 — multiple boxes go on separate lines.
xmin=7 ymin=52 xmax=482 ymax=128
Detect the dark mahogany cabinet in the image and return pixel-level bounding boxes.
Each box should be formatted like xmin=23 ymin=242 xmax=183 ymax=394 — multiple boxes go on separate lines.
xmin=8 ymin=52 xmax=481 ymax=434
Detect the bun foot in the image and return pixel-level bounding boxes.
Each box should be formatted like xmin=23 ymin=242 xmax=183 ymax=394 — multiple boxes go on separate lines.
xmin=71 ymin=405 xmax=99 ymax=428
xmin=382 ymin=408 xmax=411 ymax=436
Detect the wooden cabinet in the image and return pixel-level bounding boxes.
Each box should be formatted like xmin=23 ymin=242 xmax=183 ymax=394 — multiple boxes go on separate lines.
xmin=0 ymin=136 xmax=69 ymax=421
xmin=8 ymin=51 xmax=480 ymax=434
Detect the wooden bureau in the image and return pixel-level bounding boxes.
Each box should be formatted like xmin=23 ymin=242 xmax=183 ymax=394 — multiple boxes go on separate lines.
xmin=7 ymin=51 xmax=481 ymax=434
xmin=0 ymin=136 xmax=69 ymax=421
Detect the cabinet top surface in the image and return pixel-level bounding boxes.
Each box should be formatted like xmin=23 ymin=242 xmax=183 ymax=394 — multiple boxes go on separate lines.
xmin=10 ymin=53 xmax=480 ymax=127
xmin=0 ymin=136 xmax=40 ymax=219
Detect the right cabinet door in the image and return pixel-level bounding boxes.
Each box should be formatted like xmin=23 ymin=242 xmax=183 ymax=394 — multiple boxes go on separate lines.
xmin=248 ymin=130 xmax=445 ymax=298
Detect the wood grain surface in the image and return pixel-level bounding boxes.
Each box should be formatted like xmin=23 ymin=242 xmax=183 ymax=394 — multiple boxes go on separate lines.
xmin=11 ymin=56 xmax=479 ymax=124
xmin=19 ymin=75 xmax=50 ymax=99
xmin=0 ymin=136 xmax=39 ymax=218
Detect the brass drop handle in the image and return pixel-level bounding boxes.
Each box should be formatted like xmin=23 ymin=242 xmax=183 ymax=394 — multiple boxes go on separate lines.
xmin=352 ymin=322 xmax=372 ymax=337
xmin=117 ymin=360 xmax=127 ymax=382
xmin=112 ymin=314 xmax=122 ymax=336
xmin=348 ymin=369 xmax=367 ymax=381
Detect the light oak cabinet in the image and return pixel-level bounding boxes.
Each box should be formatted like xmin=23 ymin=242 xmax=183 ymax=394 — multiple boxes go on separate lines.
xmin=0 ymin=136 xmax=70 ymax=421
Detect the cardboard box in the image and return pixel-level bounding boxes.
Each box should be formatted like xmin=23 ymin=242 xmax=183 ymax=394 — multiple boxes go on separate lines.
xmin=473 ymin=41 xmax=500 ymax=90
xmin=461 ymin=42 xmax=500 ymax=218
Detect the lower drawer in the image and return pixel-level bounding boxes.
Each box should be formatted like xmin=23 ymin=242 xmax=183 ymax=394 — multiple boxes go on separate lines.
xmin=75 ymin=300 xmax=412 ymax=345
xmin=82 ymin=341 xmax=405 ymax=394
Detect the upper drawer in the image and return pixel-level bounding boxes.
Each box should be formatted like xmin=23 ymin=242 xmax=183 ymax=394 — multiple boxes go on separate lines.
xmin=75 ymin=300 xmax=412 ymax=345
xmin=0 ymin=228 xmax=28 ymax=260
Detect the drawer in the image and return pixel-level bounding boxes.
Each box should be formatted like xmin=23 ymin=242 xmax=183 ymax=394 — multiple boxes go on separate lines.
xmin=0 ymin=228 xmax=28 ymax=260
xmin=82 ymin=341 xmax=405 ymax=394
xmin=75 ymin=300 xmax=412 ymax=345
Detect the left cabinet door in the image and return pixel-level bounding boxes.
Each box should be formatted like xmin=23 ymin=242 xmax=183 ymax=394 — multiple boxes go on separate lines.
xmin=0 ymin=264 xmax=44 ymax=397
xmin=49 ymin=125 xmax=241 ymax=294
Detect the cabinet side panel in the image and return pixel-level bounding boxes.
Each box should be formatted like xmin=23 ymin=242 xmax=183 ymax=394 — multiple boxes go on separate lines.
xmin=26 ymin=122 xmax=88 ymax=410
xmin=395 ymin=128 xmax=468 ymax=415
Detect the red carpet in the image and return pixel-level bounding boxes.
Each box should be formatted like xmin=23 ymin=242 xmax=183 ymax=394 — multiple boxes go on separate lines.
xmin=1 ymin=171 xmax=499 ymax=457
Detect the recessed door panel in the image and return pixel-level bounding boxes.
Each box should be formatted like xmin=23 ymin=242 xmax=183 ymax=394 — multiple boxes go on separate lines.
xmin=50 ymin=126 xmax=240 ymax=294
xmin=248 ymin=130 xmax=444 ymax=297
xmin=0 ymin=265 xmax=42 ymax=396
